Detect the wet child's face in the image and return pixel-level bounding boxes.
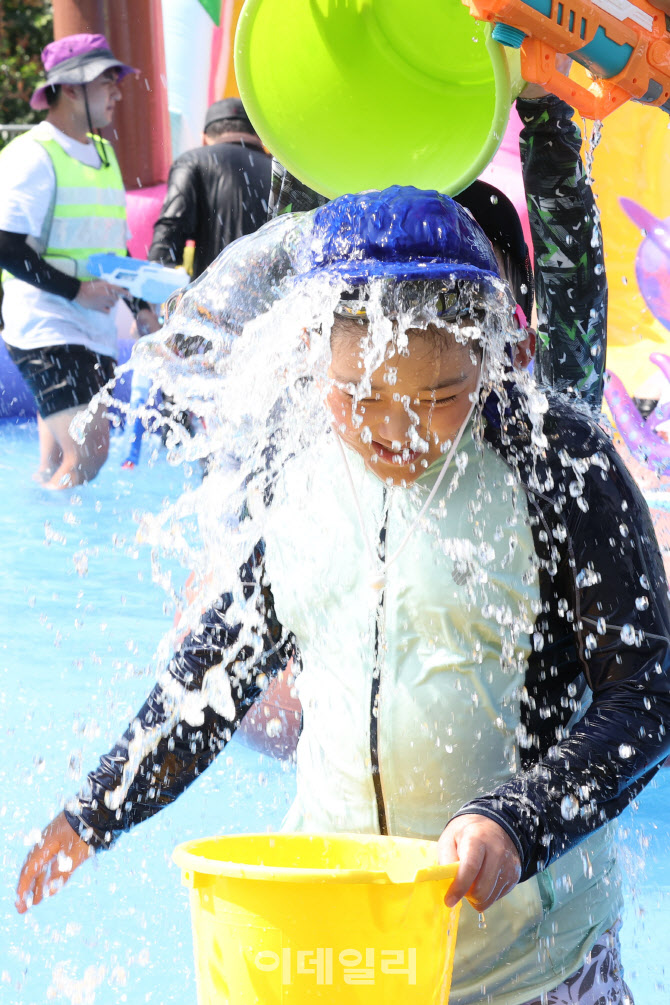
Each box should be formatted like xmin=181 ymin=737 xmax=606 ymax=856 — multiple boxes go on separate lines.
xmin=328 ymin=318 xmax=481 ymax=485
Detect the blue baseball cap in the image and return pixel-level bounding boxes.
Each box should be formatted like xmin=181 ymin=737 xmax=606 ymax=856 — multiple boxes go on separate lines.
xmin=303 ymin=185 xmax=501 ymax=288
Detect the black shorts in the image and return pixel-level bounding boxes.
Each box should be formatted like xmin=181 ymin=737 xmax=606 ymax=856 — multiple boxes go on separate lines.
xmin=5 ymin=342 xmax=115 ymax=419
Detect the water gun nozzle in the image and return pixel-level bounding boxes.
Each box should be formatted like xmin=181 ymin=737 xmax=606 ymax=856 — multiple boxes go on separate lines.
xmin=466 ymin=0 xmax=670 ymax=118
xmin=492 ymin=23 xmax=526 ymax=48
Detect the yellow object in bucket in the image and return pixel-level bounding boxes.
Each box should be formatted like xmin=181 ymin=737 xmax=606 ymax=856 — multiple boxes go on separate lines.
xmin=234 ymin=0 xmax=523 ymax=198
xmin=173 ymin=832 xmax=461 ymax=1004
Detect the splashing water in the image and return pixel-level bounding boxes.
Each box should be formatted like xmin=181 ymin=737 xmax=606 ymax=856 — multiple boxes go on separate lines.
xmin=584 ymin=118 xmax=604 ymax=251
xmin=68 ymin=204 xmax=559 ymax=807
xmin=561 ymin=793 xmax=580 ymax=821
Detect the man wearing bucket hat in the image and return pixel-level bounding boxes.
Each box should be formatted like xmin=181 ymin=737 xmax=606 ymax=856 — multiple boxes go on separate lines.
xmin=0 ymin=34 xmax=136 ymax=489
xmin=148 ymin=97 xmax=272 ymax=281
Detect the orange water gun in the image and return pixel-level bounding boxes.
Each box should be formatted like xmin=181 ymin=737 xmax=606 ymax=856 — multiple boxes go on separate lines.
xmin=464 ymin=0 xmax=670 ymax=117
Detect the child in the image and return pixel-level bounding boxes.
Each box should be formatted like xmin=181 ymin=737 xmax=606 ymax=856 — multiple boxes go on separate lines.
xmin=17 ymin=187 xmax=670 ymax=1005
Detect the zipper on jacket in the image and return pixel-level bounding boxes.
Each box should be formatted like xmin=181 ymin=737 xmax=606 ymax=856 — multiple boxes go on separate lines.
xmin=370 ymin=491 xmax=389 ymax=835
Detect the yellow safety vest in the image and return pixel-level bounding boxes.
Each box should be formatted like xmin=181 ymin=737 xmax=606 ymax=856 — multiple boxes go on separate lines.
xmin=2 ymin=131 xmax=127 ymax=284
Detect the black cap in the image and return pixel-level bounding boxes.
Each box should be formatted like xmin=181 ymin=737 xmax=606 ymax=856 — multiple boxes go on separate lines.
xmin=455 ymin=180 xmax=533 ymax=318
xmin=204 ymin=98 xmax=254 ymax=132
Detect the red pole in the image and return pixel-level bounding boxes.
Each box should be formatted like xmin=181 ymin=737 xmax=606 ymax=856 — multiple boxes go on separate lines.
xmin=52 ymin=0 xmax=171 ymax=187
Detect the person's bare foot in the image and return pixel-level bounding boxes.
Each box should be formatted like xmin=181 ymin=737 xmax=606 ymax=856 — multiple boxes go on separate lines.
xmin=32 ymin=467 xmax=56 ymax=484
xmin=43 ymin=469 xmax=77 ymax=491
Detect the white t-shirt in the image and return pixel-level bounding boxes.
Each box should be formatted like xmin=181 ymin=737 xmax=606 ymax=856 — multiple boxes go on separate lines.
xmin=0 ymin=121 xmax=128 ymax=358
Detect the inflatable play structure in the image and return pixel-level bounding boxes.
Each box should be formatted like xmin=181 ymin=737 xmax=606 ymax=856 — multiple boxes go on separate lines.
xmin=604 ymin=354 xmax=670 ymax=474
xmin=117 ymin=0 xmax=247 ymax=257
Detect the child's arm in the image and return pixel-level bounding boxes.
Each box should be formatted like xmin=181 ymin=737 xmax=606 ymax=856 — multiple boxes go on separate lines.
xmin=517 ymin=93 xmax=607 ymax=410
xmin=450 ymin=418 xmax=670 ymax=886
xmin=16 ymin=544 xmax=294 ymax=910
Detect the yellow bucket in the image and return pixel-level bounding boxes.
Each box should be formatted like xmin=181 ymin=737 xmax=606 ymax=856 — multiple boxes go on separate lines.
xmin=173 ymin=832 xmax=461 ymax=1004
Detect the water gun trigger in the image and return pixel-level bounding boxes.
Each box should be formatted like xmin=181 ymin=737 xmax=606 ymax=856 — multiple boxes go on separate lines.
xmin=521 ymin=38 xmax=630 ymax=118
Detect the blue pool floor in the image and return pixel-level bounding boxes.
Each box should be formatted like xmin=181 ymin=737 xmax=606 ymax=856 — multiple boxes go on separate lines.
xmin=0 ymin=420 xmax=669 ymax=1003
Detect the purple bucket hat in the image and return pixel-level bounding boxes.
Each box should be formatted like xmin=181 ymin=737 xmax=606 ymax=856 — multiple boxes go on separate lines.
xmin=31 ymin=33 xmax=138 ymax=111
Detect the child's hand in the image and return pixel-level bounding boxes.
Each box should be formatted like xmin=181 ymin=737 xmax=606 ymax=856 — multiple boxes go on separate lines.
xmin=15 ymin=811 xmax=93 ymax=913
xmin=438 ymin=814 xmax=521 ymax=911
xmin=131 ymin=306 xmax=161 ymax=339
xmin=75 ymin=279 xmax=126 ymax=314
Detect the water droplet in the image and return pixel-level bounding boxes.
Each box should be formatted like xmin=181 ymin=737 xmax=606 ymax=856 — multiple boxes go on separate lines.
xmin=639 ymin=574 xmax=650 ymax=590
xmin=265 ymin=717 xmax=282 ymax=738
xmin=576 ymin=567 xmax=601 ymax=588
xmin=596 ymin=617 xmax=607 ymax=634
xmin=620 ymin=624 xmax=636 ymax=645
xmin=478 ymin=542 xmax=495 ymax=564
xmin=561 ymin=794 xmax=579 ymax=820
xmin=619 ymin=523 xmax=629 ymax=538
xmin=618 ymin=743 xmax=634 ymax=758
xmin=635 ymin=596 xmax=649 ymax=611
xmin=73 ymin=551 xmax=89 ymax=577
xmin=478 ymin=912 xmax=487 ymax=928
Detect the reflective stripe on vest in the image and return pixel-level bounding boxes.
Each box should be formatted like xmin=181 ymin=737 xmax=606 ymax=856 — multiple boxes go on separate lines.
xmin=2 ymin=132 xmax=127 ymax=284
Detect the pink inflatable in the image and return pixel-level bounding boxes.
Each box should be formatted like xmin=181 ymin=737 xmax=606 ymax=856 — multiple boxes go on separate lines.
xmin=126 ymin=184 xmax=168 ymax=259
xmin=482 ymin=108 xmax=532 ymax=251
xmin=604 ymin=356 xmax=670 ymax=474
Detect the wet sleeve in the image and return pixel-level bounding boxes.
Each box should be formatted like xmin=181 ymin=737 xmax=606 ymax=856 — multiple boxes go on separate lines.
xmin=517 ymin=94 xmax=607 ymax=410
xmin=148 ymin=158 xmax=198 ymax=268
xmin=0 ymin=229 xmax=80 ymax=299
xmin=452 ymin=440 xmax=670 ymax=881
xmin=64 ymin=544 xmax=295 ymax=849
xmin=267 ymin=159 xmax=328 ymax=219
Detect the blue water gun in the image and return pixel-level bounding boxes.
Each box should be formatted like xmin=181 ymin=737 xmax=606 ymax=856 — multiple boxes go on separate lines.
xmin=465 ymin=0 xmax=670 ymax=117
xmin=87 ymin=253 xmax=187 ymax=304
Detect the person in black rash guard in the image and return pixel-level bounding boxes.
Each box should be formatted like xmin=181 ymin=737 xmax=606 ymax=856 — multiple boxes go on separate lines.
xmin=15 ymin=185 xmax=670 ymax=1005
xmin=148 ymin=98 xmax=272 ymax=281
